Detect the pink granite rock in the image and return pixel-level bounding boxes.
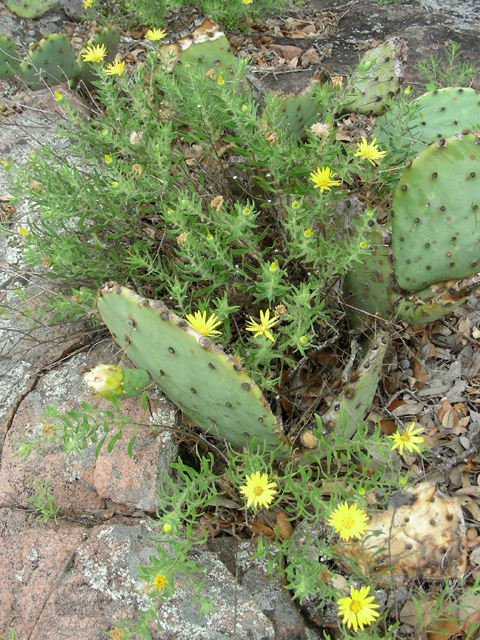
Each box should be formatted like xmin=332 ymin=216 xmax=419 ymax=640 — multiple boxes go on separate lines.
xmin=270 ymin=44 xmax=303 ymax=61
xmin=301 ymin=48 xmax=322 ymax=65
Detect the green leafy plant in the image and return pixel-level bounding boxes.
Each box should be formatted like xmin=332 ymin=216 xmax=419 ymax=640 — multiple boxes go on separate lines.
xmin=416 ymin=41 xmax=478 ymax=90
xmin=25 ymin=478 xmax=61 ymax=523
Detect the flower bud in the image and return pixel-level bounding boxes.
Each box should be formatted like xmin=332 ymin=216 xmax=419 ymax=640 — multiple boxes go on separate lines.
xmin=84 ymin=364 xmax=124 ymax=400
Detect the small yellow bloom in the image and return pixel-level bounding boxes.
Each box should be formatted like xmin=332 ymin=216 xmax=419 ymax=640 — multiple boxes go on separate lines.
xmin=239 ymin=472 xmax=277 ymax=509
xmin=186 ymin=310 xmax=222 ymax=336
xmin=337 ymin=585 xmax=380 ymax=632
xmin=217 ymin=75 xmax=225 ymax=85
xmin=81 ymin=43 xmax=107 ymax=63
xmin=299 ymin=336 xmax=308 ymax=345
xmin=359 ymin=240 xmax=367 ymax=248
xmin=328 ymin=502 xmax=369 ymax=541
xmin=404 ymin=85 xmax=411 ymax=95
xmin=243 ymin=206 xmax=251 ymax=215
xmin=19 ymin=226 xmax=29 ymax=237
xmin=102 ymin=129 xmax=108 ymax=136
xmin=111 ymin=181 xmax=118 ymax=187
xmin=292 ymin=201 xmax=300 ymax=209
xmin=104 ymin=59 xmax=125 ymax=76
xmin=269 ymin=261 xmax=277 ymax=272
xmin=304 ymin=228 xmax=312 ymax=238
xmin=54 ymin=90 xmax=63 ymax=101
xmin=82 ymin=0 xmax=93 ymax=7
xmin=245 ymin=309 xmax=278 ymax=342
xmin=388 ymin=422 xmax=424 ymax=456
xmin=104 ymin=154 xmax=112 ymax=164
xmin=1 ymin=160 xmax=8 ymax=167
xmin=145 ymin=28 xmax=167 ymax=41
xmin=153 ymin=573 xmax=167 ymax=591
xmin=241 ymin=0 xmax=253 ymax=4
xmin=163 ymin=523 xmax=172 ymax=533
xmin=354 ymin=136 xmax=387 ymax=166
xmin=309 ymin=166 xmax=341 ymax=193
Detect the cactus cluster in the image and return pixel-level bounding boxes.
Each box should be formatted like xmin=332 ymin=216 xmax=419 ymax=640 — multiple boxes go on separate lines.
xmin=6 ymin=0 xmax=58 ymax=19
xmin=0 ymin=27 xmax=119 ymax=90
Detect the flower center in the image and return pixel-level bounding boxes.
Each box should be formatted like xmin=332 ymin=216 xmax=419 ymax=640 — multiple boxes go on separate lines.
xmin=341 ymin=516 xmax=354 ymax=529
xmin=400 ymin=434 xmax=411 ymax=442
xmin=350 ymin=600 xmax=362 ymax=614
xmin=253 ymin=486 xmax=264 ymax=496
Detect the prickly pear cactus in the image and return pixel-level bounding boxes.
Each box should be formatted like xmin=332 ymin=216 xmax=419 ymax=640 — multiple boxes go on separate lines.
xmin=77 ymin=27 xmax=120 ymax=85
xmin=21 ymin=34 xmax=80 ymax=90
xmin=0 ymin=35 xmax=21 ymax=79
xmin=97 ymin=283 xmax=290 ymax=457
xmin=344 ymin=38 xmax=406 ymax=115
xmin=334 ymin=483 xmax=467 ymax=585
xmin=298 ymin=331 xmax=387 ymax=462
xmin=392 ymin=132 xmax=480 ymax=291
xmin=375 ymin=87 xmax=480 ymax=155
xmin=158 ymin=18 xmax=236 ymax=78
xmin=274 ymin=77 xmax=322 ymax=139
xmin=6 ymin=0 xmax=59 ymax=19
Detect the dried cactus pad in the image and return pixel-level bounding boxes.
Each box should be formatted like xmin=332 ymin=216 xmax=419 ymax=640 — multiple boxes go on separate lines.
xmin=335 ymin=483 xmax=467 ymax=585
xmin=97 ymin=283 xmax=289 ymax=456
xmin=392 ymin=133 xmax=480 ymax=291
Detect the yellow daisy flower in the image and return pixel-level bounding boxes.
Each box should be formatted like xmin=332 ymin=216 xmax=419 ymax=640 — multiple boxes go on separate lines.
xmin=245 ymin=309 xmax=279 ymax=342
xmin=242 ymin=0 xmax=253 ymax=3
xmin=19 ymin=226 xmax=29 ymax=237
xmin=239 ymin=472 xmax=277 ymax=509
xmin=337 ymin=585 xmax=380 ymax=632
xmin=217 ymin=75 xmax=225 ymax=85
xmin=153 ymin=573 xmax=167 ymax=591
xmin=388 ymin=422 xmax=424 ymax=456
xmin=309 ymin=166 xmax=341 ymax=193
xmin=104 ymin=154 xmax=112 ymax=164
xmin=354 ymin=136 xmax=387 ymax=166
xmin=82 ymin=0 xmax=93 ymax=7
xmin=186 ymin=310 xmax=222 ymax=336
xmin=104 ymin=59 xmax=125 ymax=76
xmin=145 ymin=28 xmax=167 ymax=41
xmin=54 ymin=90 xmax=63 ymax=101
xmin=328 ymin=502 xmax=369 ymax=541
xmin=81 ymin=43 xmax=107 ymax=63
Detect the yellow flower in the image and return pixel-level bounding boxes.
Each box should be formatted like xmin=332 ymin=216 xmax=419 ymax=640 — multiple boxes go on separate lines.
xmin=153 ymin=573 xmax=167 ymax=591
xmin=359 ymin=240 xmax=367 ymax=248
xmin=292 ymin=201 xmax=300 ymax=209
xmin=388 ymin=422 xmax=424 ymax=456
xmin=145 ymin=28 xmax=167 ymax=41
xmin=104 ymin=154 xmax=112 ymax=164
xmin=404 ymin=85 xmax=411 ymax=95
xmin=328 ymin=502 xmax=369 ymax=541
xmin=82 ymin=0 xmax=93 ymax=6
xmin=54 ymin=90 xmax=63 ymax=101
xmin=337 ymin=585 xmax=380 ymax=632
xmin=354 ymin=136 xmax=387 ymax=166
xmin=269 ymin=261 xmax=277 ymax=272
xmin=242 ymin=0 xmax=253 ymax=3
xmin=81 ymin=43 xmax=107 ymax=63
xmin=309 ymin=166 xmax=341 ymax=193
xmin=1 ymin=160 xmax=9 ymax=167
xmin=19 ymin=226 xmax=29 ymax=237
xmin=186 ymin=310 xmax=222 ymax=336
xmin=304 ymin=228 xmax=312 ymax=238
xmin=245 ymin=309 xmax=278 ymax=342
xmin=163 ymin=523 xmax=172 ymax=533
xmin=104 ymin=59 xmax=125 ymax=76
xmin=239 ymin=472 xmax=277 ymax=509
xmin=217 ymin=75 xmax=225 ymax=85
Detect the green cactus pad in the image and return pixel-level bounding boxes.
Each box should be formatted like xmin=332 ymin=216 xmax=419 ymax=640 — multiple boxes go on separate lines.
xmin=392 ymin=132 xmax=480 ymax=291
xmin=158 ymin=18 xmax=236 ymax=79
xmin=298 ymin=332 xmax=387 ymax=462
xmin=77 ymin=27 xmax=120 ymax=85
xmin=120 ymin=368 xmax=151 ymax=398
xmin=0 ymin=36 xmax=21 ymax=79
xmin=273 ymin=77 xmax=322 ymax=139
xmin=344 ymin=38 xmax=406 ymax=115
xmin=6 ymin=0 xmax=59 ymax=19
xmin=375 ymin=87 xmax=480 ymax=156
xmin=343 ymin=228 xmax=398 ymax=327
xmin=97 ymin=283 xmax=289 ymax=457
xmin=21 ymin=34 xmax=80 ymax=90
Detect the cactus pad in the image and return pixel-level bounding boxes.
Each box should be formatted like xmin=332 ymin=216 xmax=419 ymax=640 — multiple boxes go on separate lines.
xmin=0 ymin=36 xmax=21 ymax=79
xmin=274 ymin=76 xmax=322 ymax=139
xmin=6 ymin=0 xmax=59 ymax=19
xmin=97 ymin=283 xmax=289 ymax=457
xmin=344 ymin=38 xmax=406 ymax=115
xmin=335 ymin=483 xmax=467 ymax=585
xmin=21 ymin=34 xmax=80 ymax=90
xmin=121 ymin=368 xmax=151 ymax=398
xmin=299 ymin=331 xmax=387 ymax=461
xmin=158 ymin=18 xmax=236 ymax=79
xmin=392 ymin=132 xmax=480 ymax=291
xmin=77 ymin=27 xmax=120 ymax=85
xmin=375 ymin=87 xmax=480 ymax=156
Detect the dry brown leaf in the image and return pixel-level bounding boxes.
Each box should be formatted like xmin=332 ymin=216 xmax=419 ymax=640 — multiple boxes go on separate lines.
xmin=275 ymin=510 xmax=293 ymax=540
xmin=413 ymin=360 xmax=429 ymax=383
xmin=456 ymin=486 xmax=480 ymax=498
xmin=427 ymin=617 xmax=461 ymax=640
xmin=442 ymin=408 xmax=459 ymax=429
xmin=392 ymin=402 xmax=426 ymax=417
xmin=251 ymin=522 xmax=275 ymax=538
xmin=380 ymin=419 xmax=397 ymax=435
xmin=438 ymin=399 xmax=453 ymax=423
